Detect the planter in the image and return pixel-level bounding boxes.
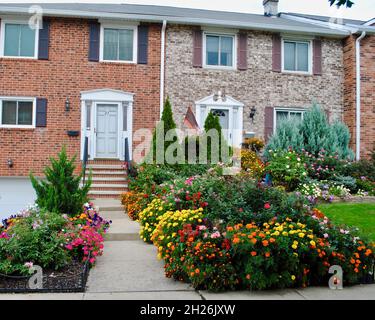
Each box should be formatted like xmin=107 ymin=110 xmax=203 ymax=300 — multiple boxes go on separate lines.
xmin=0 ymin=258 xmax=90 ymax=293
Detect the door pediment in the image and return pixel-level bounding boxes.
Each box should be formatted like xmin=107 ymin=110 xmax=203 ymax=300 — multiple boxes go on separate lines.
xmin=81 ymin=89 xmax=134 ymax=102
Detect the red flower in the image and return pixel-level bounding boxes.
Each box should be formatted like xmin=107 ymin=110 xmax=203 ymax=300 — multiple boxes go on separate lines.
xmin=264 ymin=203 xmax=271 ymax=209
xmin=186 ymin=195 xmax=191 ymax=201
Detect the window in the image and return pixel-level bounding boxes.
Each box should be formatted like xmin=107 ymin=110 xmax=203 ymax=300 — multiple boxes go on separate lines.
xmin=1 ymin=21 xmax=37 ymax=58
xmin=0 ymin=99 xmax=35 ymax=128
xmin=282 ymin=40 xmax=311 ymax=73
xmin=100 ymin=24 xmax=137 ymax=63
xmin=204 ymin=33 xmax=235 ymax=68
xmin=275 ymin=108 xmax=305 ymax=131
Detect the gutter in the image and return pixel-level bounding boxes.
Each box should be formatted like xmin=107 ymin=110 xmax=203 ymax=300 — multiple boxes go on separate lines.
xmin=0 ymin=6 xmax=349 ymax=37
xmin=355 ymin=31 xmax=366 ymax=161
xmin=160 ymin=20 xmax=167 ymax=118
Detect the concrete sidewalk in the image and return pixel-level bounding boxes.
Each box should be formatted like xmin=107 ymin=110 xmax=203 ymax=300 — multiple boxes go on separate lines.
xmin=1 ymin=199 xmax=374 ymax=300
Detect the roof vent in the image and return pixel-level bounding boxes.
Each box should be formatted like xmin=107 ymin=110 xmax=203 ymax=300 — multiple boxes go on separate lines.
xmin=263 ymin=0 xmax=279 ymax=16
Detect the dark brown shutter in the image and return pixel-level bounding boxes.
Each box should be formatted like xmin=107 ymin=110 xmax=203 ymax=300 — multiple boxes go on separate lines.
xmin=38 ymin=19 xmax=50 ymax=60
xmin=237 ymin=32 xmax=248 ymax=71
xmin=88 ymin=21 xmax=100 ymax=62
xmin=137 ymin=25 xmax=149 ymax=64
xmin=192 ymin=28 xmax=203 ymax=68
xmin=313 ymin=39 xmax=322 ymax=75
xmin=36 ymin=98 xmax=47 ymax=127
xmin=264 ymin=107 xmax=274 ymax=143
xmin=272 ymin=34 xmax=281 ymax=72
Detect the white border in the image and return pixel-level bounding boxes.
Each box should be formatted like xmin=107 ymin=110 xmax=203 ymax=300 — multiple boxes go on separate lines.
xmin=0 ymin=18 xmax=39 ymax=59
xmin=281 ymin=38 xmax=313 ymax=75
xmin=202 ymin=31 xmax=237 ymax=70
xmin=0 ymin=96 xmax=36 ymax=129
xmin=99 ymin=22 xmax=138 ymax=64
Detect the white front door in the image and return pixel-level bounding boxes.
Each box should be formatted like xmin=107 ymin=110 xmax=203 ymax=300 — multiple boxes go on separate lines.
xmin=211 ymin=109 xmax=231 ymax=144
xmin=96 ymin=104 xmax=118 ymax=158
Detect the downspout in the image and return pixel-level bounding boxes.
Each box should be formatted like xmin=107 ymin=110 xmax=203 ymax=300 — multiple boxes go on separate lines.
xmin=160 ymin=20 xmax=167 ymax=118
xmin=355 ymin=31 xmax=366 ymax=161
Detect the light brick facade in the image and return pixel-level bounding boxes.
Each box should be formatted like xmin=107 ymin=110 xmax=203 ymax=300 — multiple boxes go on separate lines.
xmin=165 ymin=25 xmax=345 ymax=142
xmin=0 ymin=18 xmax=161 ymax=176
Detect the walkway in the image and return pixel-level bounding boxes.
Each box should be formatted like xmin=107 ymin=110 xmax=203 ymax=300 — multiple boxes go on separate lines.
xmin=0 ymin=199 xmax=374 ymax=300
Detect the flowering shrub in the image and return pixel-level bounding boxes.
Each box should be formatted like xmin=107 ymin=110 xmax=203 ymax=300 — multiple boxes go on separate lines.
xmin=298 ymin=182 xmax=350 ymax=204
xmin=121 ymin=191 xmax=146 ymax=220
xmin=304 ymin=150 xmax=347 ymax=180
xmin=139 ymin=199 xmax=173 ymax=243
xmin=266 ymin=149 xmax=308 ymax=191
xmin=242 ymin=137 xmax=265 ymax=152
xmin=0 ymin=203 xmax=110 ymax=275
xmin=240 ymin=150 xmax=265 ymax=179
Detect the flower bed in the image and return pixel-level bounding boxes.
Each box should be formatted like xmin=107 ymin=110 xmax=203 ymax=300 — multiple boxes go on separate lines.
xmin=0 ymin=203 xmax=110 ymax=293
xmin=124 ymin=164 xmax=375 ymax=292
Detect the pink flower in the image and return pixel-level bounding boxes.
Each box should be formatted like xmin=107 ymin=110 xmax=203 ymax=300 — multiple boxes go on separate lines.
xmin=264 ymin=203 xmax=271 ymax=210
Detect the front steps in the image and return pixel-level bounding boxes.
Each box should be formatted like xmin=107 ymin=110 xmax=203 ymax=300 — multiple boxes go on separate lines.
xmin=83 ymin=160 xmax=128 ymax=199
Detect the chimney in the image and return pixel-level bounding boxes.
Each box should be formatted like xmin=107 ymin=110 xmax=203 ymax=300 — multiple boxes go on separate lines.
xmin=263 ymin=0 xmax=279 ymax=16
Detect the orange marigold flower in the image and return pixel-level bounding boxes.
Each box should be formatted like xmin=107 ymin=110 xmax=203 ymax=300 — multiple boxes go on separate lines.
xmin=350 ymin=258 xmax=356 ymax=264
xmin=250 ymin=251 xmax=257 ymax=256
xmin=365 ymin=249 xmax=372 ymax=256
xmin=195 ymin=268 xmax=200 ymax=274
xmin=269 ymin=238 xmax=276 ymax=243
xmin=227 ymin=226 xmax=234 ymax=232
xmin=246 ymin=224 xmax=253 ymax=229
xmin=251 ymin=238 xmax=257 ymax=245
xmin=354 ymin=253 xmax=360 ymax=258
xmin=262 ymin=240 xmax=269 ymax=247
xmin=246 ymin=274 xmax=251 ymax=280
xmin=232 ymin=237 xmax=240 ymax=244
xmin=354 ymin=268 xmax=359 ymax=273
xmin=265 ymin=252 xmax=270 ymax=258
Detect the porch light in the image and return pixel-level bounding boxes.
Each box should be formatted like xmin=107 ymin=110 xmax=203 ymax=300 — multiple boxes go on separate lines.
xmin=249 ymin=106 xmax=257 ymax=122
xmin=65 ymin=97 xmax=70 ymax=112
xmin=7 ymin=159 xmax=13 ymax=168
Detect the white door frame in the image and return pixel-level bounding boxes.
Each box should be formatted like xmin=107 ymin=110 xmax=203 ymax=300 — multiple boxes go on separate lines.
xmin=80 ymin=89 xmax=134 ymax=161
xmin=195 ymin=94 xmax=244 ymax=148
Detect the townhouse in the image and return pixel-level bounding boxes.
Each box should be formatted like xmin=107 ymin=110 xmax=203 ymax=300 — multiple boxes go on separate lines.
xmin=0 ymin=2 xmax=374 ymax=187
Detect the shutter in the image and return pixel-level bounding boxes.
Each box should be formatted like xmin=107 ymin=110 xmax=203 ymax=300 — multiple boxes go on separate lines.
xmin=36 ymin=98 xmax=47 ymax=127
xmin=38 ymin=19 xmax=50 ymax=60
xmin=192 ymin=28 xmax=203 ymax=68
xmin=237 ymin=32 xmax=248 ymax=71
xmin=313 ymin=39 xmax=322 ymax=75
xmin=137 ymin=25 xmax=149 ymax=64
xmin=272 ymin=34 xmax=281 ymax=72
xmin=88 ymin=21 xmax=100 ymax=62
xmin=264 ymin=107 xmax=274 ymax=143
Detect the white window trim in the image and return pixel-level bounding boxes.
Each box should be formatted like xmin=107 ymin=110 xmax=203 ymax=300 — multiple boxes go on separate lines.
xmin=202 ymin=31 xmax=237 ymax=70
xmin=281 ymin=38 xmax=312 ymax=75
xmin=273 ymin=107 xmax=306 ymax=133
xmin=0 ymin=18 xmax=39 ymax=59
xmin=99 ymin=23 xmax=138 ymax=64
xmin=0 ymin=97 xmax=36 ymax=129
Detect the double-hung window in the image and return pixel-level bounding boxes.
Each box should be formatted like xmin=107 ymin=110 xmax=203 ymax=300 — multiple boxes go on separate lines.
xmin=101 ymin=24 xmax=137 ymax=63
xmin=274 ymin=108 xmax=305 ymax=131
xmin=1 ymin=21 xmax=37 ymax=58
xmin=0 ymin=98 xmax=35 ymax=128
xmin=204 ymin=33 xmax=235 ymax=68
xmin=282 ymin=39 xmax=311 ymax=73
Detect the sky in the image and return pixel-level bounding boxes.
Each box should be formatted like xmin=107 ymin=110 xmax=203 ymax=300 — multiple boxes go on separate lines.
xmin=3 ymin=0 xmax=375 ymax=21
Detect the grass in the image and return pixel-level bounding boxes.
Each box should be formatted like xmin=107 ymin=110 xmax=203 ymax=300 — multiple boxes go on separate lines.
xmin=318 ymin=203 xmax=375 ymax=242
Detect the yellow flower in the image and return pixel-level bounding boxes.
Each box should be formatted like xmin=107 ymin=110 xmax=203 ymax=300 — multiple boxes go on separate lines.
xmin=298 ymin=233 xmax=305 ymax=238
xmin=307 ymin=235 xmax=314 ymax=239
xmin=291 ymin=275 xmax=296 ymax=281
xmin=292 ymin=244 xmax=298 ymax=250
xmin=282 ymin=231 xmax=288 ymax=236
xmin=310 ymin=240 xmax=316 ymax=247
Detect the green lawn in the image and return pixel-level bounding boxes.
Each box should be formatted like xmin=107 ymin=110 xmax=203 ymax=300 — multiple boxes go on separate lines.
xmin=318 ymin=203 xmax=375 ymax=242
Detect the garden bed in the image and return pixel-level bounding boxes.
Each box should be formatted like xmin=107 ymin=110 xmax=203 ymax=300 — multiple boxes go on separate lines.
xmin=0 ymin=259 xmax=90 ymax=293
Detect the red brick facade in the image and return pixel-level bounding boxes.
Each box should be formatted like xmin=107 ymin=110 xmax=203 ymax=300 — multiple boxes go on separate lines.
xmin=343 ymin=34 xmax=375 ymax=159
xmin=0 ymin=18 xmax=161 ymax=176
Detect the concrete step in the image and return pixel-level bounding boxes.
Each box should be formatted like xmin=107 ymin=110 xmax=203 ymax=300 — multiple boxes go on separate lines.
xmin=89 ymin=190 xmax=124 ymax=196
xmin=93 ymin=199 xmax=123 ymax=212
xmin=90 ymin=177 xmax=127 ymax=182
xmin=87 ymin=184 xmax=128 ymax=189
xmin=87 ymin=171 xmax=127 ymax=175
xmin=86 ymin=164 xmax=124 ymax=170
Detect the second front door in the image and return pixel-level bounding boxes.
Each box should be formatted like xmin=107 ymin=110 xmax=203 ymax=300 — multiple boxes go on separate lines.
xmin=96 ymin=104 xmax=118 ymax=158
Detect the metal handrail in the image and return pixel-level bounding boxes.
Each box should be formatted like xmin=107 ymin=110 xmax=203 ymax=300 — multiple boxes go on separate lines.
xmin=124 ymin=137 xmax=131 ymax=171
xmin=82 ymin=136 xmax=89 ymax=185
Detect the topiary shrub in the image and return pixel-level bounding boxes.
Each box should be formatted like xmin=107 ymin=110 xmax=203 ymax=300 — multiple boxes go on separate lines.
xmin=30 ymin=147 xmax=91 ymax=215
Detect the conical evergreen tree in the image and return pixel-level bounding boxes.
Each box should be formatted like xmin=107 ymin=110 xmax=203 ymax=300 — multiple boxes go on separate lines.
xmin=30 ymin=146 xmax=91 ymax=215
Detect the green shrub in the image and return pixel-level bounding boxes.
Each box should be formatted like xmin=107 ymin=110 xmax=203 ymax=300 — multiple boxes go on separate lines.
xmin=266 ymin=150 xmax=308 ymax=191
xmin=0 ymin=208 xmax=70 ymax=275
xmin=30 ymin=147 xmax=91 ymax=215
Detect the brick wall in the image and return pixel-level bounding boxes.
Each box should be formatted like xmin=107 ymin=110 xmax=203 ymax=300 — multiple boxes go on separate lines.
xmin=343 ymin=34 xmax=375 ymax=159
xmin=165 ymin=25 xmax=345 ymax=141
xmin=0 ymin=18 xmax=161 ymax=176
